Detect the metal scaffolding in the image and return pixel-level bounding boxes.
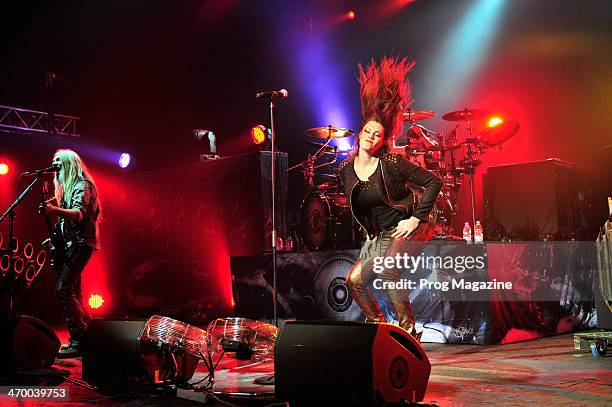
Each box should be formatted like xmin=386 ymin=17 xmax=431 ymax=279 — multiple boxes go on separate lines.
xmin=0 ymin=104 xmax=81 ymax=138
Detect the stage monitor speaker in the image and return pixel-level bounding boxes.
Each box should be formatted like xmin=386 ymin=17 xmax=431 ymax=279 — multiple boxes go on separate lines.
xmin=0 ymin=315 xmax=60 ymax=370
xmin=275 ymin=321 xmax=431 ymax=406
xmin=82 ymin=318 xmax=199 ymax=386
xmin=82 ymin=319 xmax=147 ymax=385
xmin=484 ymin=159 xmax=580 ymax=239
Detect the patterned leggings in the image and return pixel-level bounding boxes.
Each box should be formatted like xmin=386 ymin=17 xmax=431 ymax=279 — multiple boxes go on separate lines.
xmin=346 ymin=221 xmax=433 ymax=332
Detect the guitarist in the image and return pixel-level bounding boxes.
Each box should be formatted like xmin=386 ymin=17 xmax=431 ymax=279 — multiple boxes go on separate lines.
xmin=39 ymin=149 xmax=101 ymax=358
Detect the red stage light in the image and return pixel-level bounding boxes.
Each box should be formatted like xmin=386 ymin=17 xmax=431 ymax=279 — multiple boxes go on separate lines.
xmin=88 ymin=293 xmax=105 ymax=309
xmin=251 ymin=125 xmax=267 ymax=145
xmin=347 ymin=10 xmax=356 ymax=20
xmin=0 ymin=163 xmax=9 ymax=175
xmin=488 ymin=116 xmax=504 ymax=127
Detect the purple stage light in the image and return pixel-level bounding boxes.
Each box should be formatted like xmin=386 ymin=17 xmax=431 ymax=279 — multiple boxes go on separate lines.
xmin=284 ymin=12 xmax=356 ymax=134
xmin=118 ymin=153 xmax=131 ymax=168
xmin=328 ymin=136 xmax=354 ymax=153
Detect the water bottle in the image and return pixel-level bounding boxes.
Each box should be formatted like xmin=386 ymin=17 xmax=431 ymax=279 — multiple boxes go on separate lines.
xmin=463 ymin=222 xmax=472 ymax=243
xmin=474 ymin=221 xmax=484 ymax=243
xmin=286 ymin=235 xmax=294 ymax=252
xmin=276 ymin=236 xmax=284 ymax=251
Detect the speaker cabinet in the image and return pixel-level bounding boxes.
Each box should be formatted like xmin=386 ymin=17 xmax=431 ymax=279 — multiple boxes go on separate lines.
xmin=82 ymin=318 xmax=200 ymax=386
xmin=0 ymin=315 xmax=60 ymax=370
xmin=484 ymin=159 xmax=580 ymax=239
xmin=275 ymin=321 xmax=431 ymax=406
xmin=201 ymin=150 xmax=288 ymax=255
xmin=82 ymin=319 xmax=147 ymax=384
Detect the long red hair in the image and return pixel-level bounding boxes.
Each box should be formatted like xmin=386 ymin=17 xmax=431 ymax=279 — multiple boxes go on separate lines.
xmin=358 ymin=57 xmax=415 ymax=143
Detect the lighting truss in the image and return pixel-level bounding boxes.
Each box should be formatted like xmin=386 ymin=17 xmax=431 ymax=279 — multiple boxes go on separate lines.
xmin=0 ymin=104 xmax=81 ymax=138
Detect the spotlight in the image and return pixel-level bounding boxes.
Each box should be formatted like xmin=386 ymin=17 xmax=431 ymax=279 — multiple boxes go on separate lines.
xmin=251 ymin=125 xmax=270 ymax=145
xmin=488 ymin=116 xmax=504 ymax=128
xmin=194 ymin=129 xmax=218 ymax=158
xmin=0 ymin=163 xmax=9 ymax=175
xmin=118 ymin=153 xmax=131 ymax=168
xmin=88 ymin=293 xmax=105 ymax=310
xmin=347 ymin=10 xmax=356 ymax=20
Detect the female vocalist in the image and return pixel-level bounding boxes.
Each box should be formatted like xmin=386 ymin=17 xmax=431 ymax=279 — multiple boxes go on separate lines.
xmin=39 ymin=149 xmax=101 ymax=357
xmin=338 ymin=57 xmax=442 ymax=338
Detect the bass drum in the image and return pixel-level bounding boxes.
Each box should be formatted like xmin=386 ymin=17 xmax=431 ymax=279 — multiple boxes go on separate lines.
xmin=300 ymin=192 xmax=356 ymax=251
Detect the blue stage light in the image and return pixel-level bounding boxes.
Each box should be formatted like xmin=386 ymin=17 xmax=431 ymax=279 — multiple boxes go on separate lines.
xmin=421 ymin=0 xmax=506 ymax=109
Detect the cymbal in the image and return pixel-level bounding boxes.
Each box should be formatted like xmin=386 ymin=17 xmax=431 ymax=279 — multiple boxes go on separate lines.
xmin=478 ymin=120 xmax=519 ymax=148
xmin=306 ymin=126 xmax=355 ymax=139
xmin=403 ymin=109 xmax=437 ymax=121
xmin=442 ymin=109 xmax=491 ymax=122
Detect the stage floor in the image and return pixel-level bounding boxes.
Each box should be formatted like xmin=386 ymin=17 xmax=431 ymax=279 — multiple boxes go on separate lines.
xmin=2 ymin=329 xmax=610 ymax=406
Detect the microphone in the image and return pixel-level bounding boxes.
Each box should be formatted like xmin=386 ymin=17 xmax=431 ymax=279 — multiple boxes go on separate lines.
xmin=20 ymin=164 xmax=61 ymax=176
xmin=256 ymin=89 xmax=288 ymax=99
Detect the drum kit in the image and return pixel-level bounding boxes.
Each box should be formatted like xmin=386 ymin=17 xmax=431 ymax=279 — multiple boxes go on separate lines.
xmin=292 ymin=108 xmax=519 ymax=251
xmin=288 ymin=125 xmax=356 ymax=251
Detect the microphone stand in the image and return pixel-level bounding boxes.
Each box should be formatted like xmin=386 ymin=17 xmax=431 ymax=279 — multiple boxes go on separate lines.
xmin=0 ymin=174 xmax=43 ymax=316
xmin=249 ymin=95 xmax=283 ymax=388
xmin=257 ymin=91 xmax=285 ymax=328
xmin=268 ymin=98 xmax=279 ymax=328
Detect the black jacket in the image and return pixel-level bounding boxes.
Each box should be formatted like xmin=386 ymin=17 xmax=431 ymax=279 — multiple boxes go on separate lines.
xmin=338 ymin=153 xmax=442 ymax=238
xmin=59 ymin=179 xmax=101 ymax=250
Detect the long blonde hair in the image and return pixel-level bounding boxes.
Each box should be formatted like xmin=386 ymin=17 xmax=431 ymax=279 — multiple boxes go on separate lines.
xmin=53 ymin=149 xmax=98 ymax=209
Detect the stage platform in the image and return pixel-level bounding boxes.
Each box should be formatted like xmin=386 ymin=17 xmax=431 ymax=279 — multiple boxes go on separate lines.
xmin=1 ymin=328 xmax=610 ymax=406
xmin=231 ymin=242 xmax=598 ymax=345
